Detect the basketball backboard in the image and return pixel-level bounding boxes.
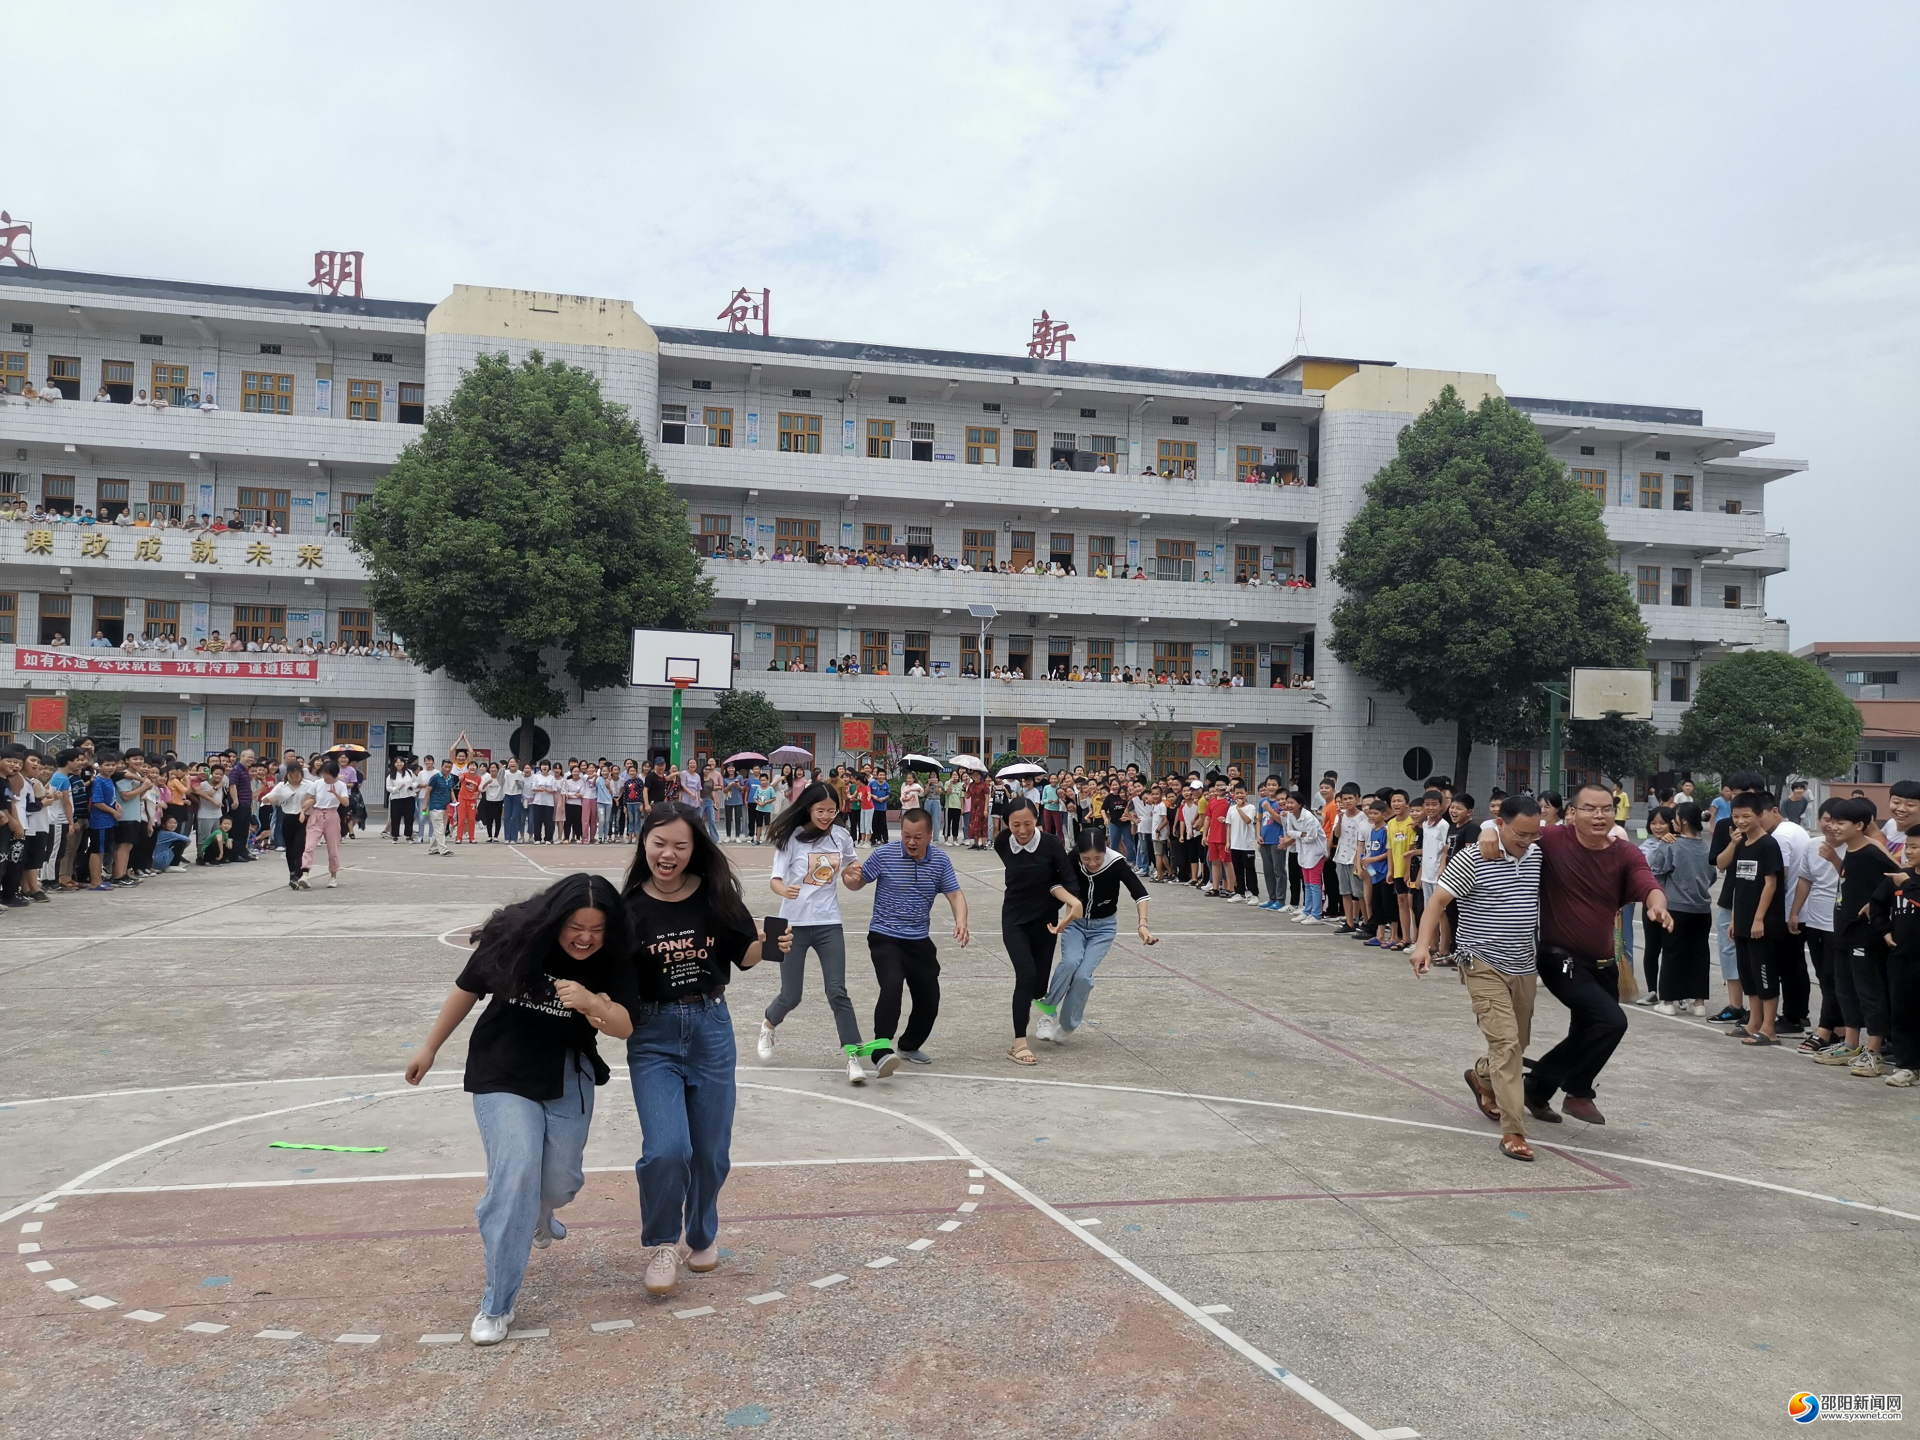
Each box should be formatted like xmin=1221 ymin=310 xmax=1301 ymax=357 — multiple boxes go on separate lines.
xmin=1570 ymin=667 xmax=1654 ymax=720
xmin=630 ymin=628 xmax=735 ymax=691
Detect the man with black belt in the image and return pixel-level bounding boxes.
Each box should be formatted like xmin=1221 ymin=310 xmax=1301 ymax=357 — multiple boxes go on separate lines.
xmin=1482 ymin=780 xmax=1671 ymax=1124
xmin=842 ymin=807 xmax=968 ymax=1069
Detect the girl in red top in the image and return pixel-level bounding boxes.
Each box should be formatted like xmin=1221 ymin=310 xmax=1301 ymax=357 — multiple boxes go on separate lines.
xmin=456 ymin=762 xmax=483 ymax=844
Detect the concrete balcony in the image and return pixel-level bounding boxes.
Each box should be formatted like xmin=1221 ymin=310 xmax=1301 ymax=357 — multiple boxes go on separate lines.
xmin=0 ymin=400 xmax=410 ymax=473
xmin=653 ymin=441 xmax=1321 ymax=528
xmin=0 ymin=522 xmax=370 ymax=583
xmin=707 ymin=559 xmax=1317 ymax=626
xmin=1603 ymin=505 xmax=1767 ymax=555
xmin=703 ymin=669 xmax=1325 ymax=730
xmin=1640 ymin=603 xmax=1768 ymax=648
xmin=2 ymin=644 xmax=418 ymax=703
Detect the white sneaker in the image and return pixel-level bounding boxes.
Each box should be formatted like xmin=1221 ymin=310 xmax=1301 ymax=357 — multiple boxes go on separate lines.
xmin=757 ymin=1020 xmax=776 ymax=1060
xmin=846 ymin=1055 xmax=868 ymax=1085
xmin=326 ymin=876 xmax=338 ymax=889
xmin=1634 ymin=993 xmax=1656 ymax=1006
xmin=1227 ymin=893 xmax=1244 ymax=904
xmin=1654 ymin=1001 xmax=1676 ymax=1015
xmin=1885 ymin=1068 xmax=1917 ymax=1087
xmin=470 ymin=1309 xmax=512 ymax=1345
xmin=1035 ymin=1012 xmax=1057 ymax=1043
xmin=1691 ymin=1001 xmax=1708 ymax=1017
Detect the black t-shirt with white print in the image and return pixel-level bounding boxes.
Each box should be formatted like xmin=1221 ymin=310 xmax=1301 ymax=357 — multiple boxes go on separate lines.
xmin=625 ymin=884 xmax=757 ymax=1003
xmin=457 ymin=944 xmax=639 ymax=1101
xmin=1729 ymin=832 xmax=1786 ymax=933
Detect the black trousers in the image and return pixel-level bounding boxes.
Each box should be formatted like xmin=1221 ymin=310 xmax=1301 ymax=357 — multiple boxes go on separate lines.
xmin=1002 ymin=916 xmax=1058 ymax=1039
xmin=1287 ymin=850 xmax=1303 ymax=905
xmin=563 ymin=802 xmax=582 ymax=842
xmin=1889 ymin=952 xmax=1920 ymax=1070
xmin=478 ymin=798 xmax=502 ymax=837
xmin=1528 ymin=948 xmax=1627 ymax=1104
xmin=1231 ymin=848 xmax=1257 ymax=897
xmin=1773 ymin=927 xmax=1813 ymax=1026
xmin=869 ymin=932 xmax=941 ymax=1054
xmin=1812 ymin=928 xmax=1843 ymax=1033
xmin=1641 ymin=909 xmax=1667 ymax=997
xmin=388 ymin=797 xmax=415 ymax=839
xmin=532 ymin=805 xmax=556 ymax=843
xmin=280 ymin=814 xmax=306 ymax=880
xmin=871 ymin=808 xmax=889 ymax=846
xmin=1660 ymin=910 xmax=1712 ymax=1002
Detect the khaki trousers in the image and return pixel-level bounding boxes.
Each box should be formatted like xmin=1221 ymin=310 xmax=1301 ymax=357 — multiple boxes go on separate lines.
xmin=1460 ymin=955 xmax=1537 ymax=1137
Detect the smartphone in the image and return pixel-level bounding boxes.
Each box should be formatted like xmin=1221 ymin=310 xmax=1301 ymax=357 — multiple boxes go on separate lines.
xmin=762 ymin=915 xmax=789 ymax=946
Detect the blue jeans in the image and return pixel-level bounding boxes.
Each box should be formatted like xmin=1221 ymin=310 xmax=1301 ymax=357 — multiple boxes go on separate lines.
xmin=152 ymin=832 xmax=191 ymax=871
xmin=625 ymin=800 xmax=644 ymax=835
xmin=700 ymin=798 xmax=719 ymax=841
xmin=503 ymin=793 xmax=524 ymax=843
xmin=472 ymin=1057 xmax=594 ymax=1318
xmin=1046 ymin=915 xmax=1118 ymax=1032
xmin=1717 ymin=911 xmax=1740 ymax=982
xmin=1303 ymin=880 xmax=1324 ymax=919
xmin=627 ymin=996 xmax=736 ymax=1250
xmin=1618 ymin=904 xmax=1635 ymax=965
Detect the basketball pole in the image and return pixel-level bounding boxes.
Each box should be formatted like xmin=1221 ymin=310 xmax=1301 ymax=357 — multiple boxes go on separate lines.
xmin=670 ymin=679 xmax=692 ymax=769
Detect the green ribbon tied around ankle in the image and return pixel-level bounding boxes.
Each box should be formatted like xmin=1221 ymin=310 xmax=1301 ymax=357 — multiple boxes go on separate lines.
xmin=269 ymin=1142 xmax=389 ymax=1153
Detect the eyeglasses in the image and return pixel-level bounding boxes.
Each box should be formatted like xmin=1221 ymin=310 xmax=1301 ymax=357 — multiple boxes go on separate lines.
xmin=1572 ymin=803 xmax=1613 ymax=816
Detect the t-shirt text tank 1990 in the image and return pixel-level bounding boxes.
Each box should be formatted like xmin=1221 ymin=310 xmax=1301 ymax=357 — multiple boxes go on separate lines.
xmin=625 ymin=885 xmax=757 ymax=1002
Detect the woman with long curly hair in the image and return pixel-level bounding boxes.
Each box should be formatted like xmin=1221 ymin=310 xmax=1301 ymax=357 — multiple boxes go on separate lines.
xmin=405 ymin=872 xmax=637 ymax=1345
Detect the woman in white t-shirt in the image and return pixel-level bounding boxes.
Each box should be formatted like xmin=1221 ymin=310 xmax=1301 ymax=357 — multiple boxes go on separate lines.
xmin=757 ymin=781 xmax=875 ymax=1084
xmin=386 ymin=759 xmax=418 ymax=843
xmin=301 ymin=760 xmax=351 ymax=887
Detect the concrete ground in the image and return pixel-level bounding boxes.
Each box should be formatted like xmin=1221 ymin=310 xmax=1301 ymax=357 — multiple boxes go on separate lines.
xmin=0 ymin=830 xmax=1915 ymax=1440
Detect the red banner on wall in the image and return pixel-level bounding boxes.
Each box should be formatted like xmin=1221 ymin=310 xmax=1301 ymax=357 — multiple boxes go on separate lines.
xmin=1192 ymin=728 xmax=1223 ymax=761
xmin=1017 ymin=724 xmax=1050 ymax=757
xmin=839 ymin=718 xmax=873 ymax=753
xmin=25 ymin=695 xmax=68 ymax=732
xmin=10 ymin=648 xmax=319 ymax=679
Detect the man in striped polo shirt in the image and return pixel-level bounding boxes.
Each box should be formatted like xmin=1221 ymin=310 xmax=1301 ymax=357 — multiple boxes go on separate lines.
xmin=842 ymin=807 xmax=970 ymax=1070
xmin=1409 ymin=794 xmax=1545 ymax=1162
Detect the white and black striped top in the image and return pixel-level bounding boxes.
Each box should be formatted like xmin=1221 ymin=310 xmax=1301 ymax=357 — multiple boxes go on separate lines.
xmin=1438 ymin=844 xmax=1542 ymax=976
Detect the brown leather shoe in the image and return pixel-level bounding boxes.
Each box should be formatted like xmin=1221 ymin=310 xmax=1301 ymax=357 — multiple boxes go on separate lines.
xmin=1561 ymin=1096 xmax=1605 ymax=1125
xmin=1524 ymin=1097 xmax=1563 ymax=1124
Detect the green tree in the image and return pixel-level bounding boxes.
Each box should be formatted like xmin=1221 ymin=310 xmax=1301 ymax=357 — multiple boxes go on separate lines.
xmin=863 ymin=697 xmax=931 ymax=769
xmin=1328 ymin=388 xmax=1648 ymax=790
xmin=352 ymin=352 xmax=710 ymax=763
xmin=705 ymin=688 xmax=787 ymax=763
xmin=1672 ymin=650 xmax=1862 ymax=788
xmin=1566 ymin=716 xmax=1661 ymax=788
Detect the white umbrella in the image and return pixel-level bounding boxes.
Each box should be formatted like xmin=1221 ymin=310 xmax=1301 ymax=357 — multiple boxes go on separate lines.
xmin=946 ymin=754 xmax=988 ymax=772
xmin=769 ymin=744 xmax=813 ymax=764
xmin=995 ymin=761 xmax=1048 ymax=779
xmin=900 ymin=753 xmax=946 ymax=771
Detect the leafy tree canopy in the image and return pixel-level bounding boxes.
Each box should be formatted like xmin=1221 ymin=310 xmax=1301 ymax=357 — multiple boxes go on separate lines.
xmin=352 ymin=353 xmax=711 ymax=761
xmin=1566 ymin=716 xmax=1661 ymax=787
xmin=705 ymin=689 xmax=788 ymax=764
xmin=1328 ymin=388 xmax=1647 ymax=789
xmin=1671 ymin=650 xmax=1862 ymax=788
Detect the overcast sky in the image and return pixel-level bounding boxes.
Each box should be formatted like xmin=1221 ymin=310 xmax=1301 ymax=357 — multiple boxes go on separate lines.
xmin=13 ymin=3 xmax=1915 ymax=643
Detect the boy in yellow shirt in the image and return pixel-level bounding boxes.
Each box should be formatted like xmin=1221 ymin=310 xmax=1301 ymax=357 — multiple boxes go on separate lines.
xmin=1386 ymin=789 xmax=1419 ymax=951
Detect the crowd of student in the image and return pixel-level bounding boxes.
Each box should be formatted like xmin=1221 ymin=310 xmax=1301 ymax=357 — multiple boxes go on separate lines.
xmin=1 ymin=501 xmax=289 ymax=533
xmin=718 ymin=537 xmax=1313 ymax=588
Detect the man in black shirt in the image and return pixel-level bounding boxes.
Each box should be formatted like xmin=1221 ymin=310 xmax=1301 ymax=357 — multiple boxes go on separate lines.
xmin=1722 ymin=791 xmax=1786 ymax=1044
xmin=1870 ymin=831 xmax=1920 ymax=1087
xmin=1821 ymin=797 xmax=1904 ymax=1075
xmin=1708 ymin=769 xmax=1765 ymax=1024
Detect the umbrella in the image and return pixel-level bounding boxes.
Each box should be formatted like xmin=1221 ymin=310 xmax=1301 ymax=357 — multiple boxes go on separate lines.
xmin=325 ymin=741 xmax=371 ymax=760
xmin=945 ymin=754 xmax=987 ymax=772
xmin=899 ymin=753 xmax=945 ymax=771
xmin=995 ymin=761 xmax=1047 ymax=779
xmin=769 ymin=744 xmax=813 ymax=764
xmin=723 ymin=751 xmax=768 ymax=765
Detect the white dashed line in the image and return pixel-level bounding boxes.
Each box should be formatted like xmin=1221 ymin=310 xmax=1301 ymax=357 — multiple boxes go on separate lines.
xmin=420 ymin=1332 xmax=462 ymax=1345
xmin=17 ymin=1242 xmax=39 ymax=1253
xmin=969 ymin=1168 xmax=984 ymax=1178
xmin=809 ymin=1274 xmax=848 ymax=1289
xmin=936 ymin=1220 xmax=961 ymax=1233
xmin=25 ymin=1260 xmax=51 ymax=1273
xmin=968 ymin=1184 xmax=985 ymax=1195
xmin=20 ymin=1222 xmax=42 ymax=1233
xmin=46 ymin=1278 xmax=77 ymax=1292
xmin=746 ymin=1292 xmax=785 ymax=1305
xmin=506 ymin=1326 xmax=549 ymax=1340
xmin=334 ymin=1333 xmax=380 ymax=1345
xmin=590 ymin=1319 xmax=635 ymax=1333
xmin=78 ymin=1295 xmax=116 ymax=1310
xmin=957 ymin=1202 xmax=978 ymax=1213
xmin=126 ymin=1310 xmax=165 ymax=1323
xmin=1201 ymin=1304 xmax=1233 ymax=1315
xmin=32 ymin=1203 xmax=57 ymax=1213
xmin=255 ymin=1329 xmax=302 ymax=1341
xmin=1074 ymin=1217 xmax=1102 ymax=1227
xmin=865 ymin=1256 xmax=898 ymax=1269
xmin=672 ymin=1306 xmax=715 ymax=1320
xmin=184 ymin=1322 xmax=229 ymax=1335
xmin=906 ymin=1238 xmax=934 ymax=1252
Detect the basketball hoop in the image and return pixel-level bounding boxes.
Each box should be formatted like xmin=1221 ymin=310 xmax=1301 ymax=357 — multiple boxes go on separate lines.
xmin=671 ymin=678 xmax=694 ymax=690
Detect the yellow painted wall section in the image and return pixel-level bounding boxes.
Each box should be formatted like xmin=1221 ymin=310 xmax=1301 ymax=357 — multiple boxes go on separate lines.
xmin=1323 ymin=365 xmax=1503 ymax=414
xmin=427 ymin=285 xmax=658 ymax=353
xmin=1299 ymin=360 xmax=1361 ymax=392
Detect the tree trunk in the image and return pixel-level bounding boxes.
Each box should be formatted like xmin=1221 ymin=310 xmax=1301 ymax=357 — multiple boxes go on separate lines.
xmin=518 ymin=716 xmax=535 ymax=766
xmin=1453 ymin=718 xmax=1473 ymax=798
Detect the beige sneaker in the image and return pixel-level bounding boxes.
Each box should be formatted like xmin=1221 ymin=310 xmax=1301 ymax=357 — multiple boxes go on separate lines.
xmin=686 ymin=1243 xmax=720 ymax=1273
xmin=643 ymin=1243 xmax=680 ymax=1296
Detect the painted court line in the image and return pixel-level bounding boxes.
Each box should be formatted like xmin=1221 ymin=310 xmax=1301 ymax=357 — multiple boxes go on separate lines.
xmin=1201 ymin=1305 xmax=1234 ymax=1315
xmin=21 ymin=1221 xmax=43 ymax=1233
xmin=936 ymin=1220 xmax=961 ymax=1232
xmin=18 ymin=1242 xmax=39 ymax=1253
xmin=184 ymin=1322 xmax=229 ymax=1335
xmin=506 ymin=1326 xmax=549 ymax=1340
xmin=78 ymin=1295 xmax=116 ymax=1310
xmin=809 ymin=1274 xmax=848 ymax=1289
xmin=420 ymin=1333 xmax=462 ymax=1345
xmin=673 ymin=1306 xmax=715 ymax=1320
xmin=25 ymin=1260 xmax=51 ymax=1273
xmin=906 ymin=1239 xmax=934 ymax=1252
xmin=255 ymin=1329 xmax=301 ymax=1340
xmin=335 ymin=1333 xmax=380 ymax=1345
xmin=745 ymin=1292 xmax=784 ymax=1305
xmin=46 ymin=1278 xmax=77 ymax=1292
xmin=590 ymin=1319 xmax=635 ymax=1332
xmin=126 ymin=1310 xmax=165 ymax=1323
xmin=1074 ymin=1217 xmax=1102 ymax=1227
xmin=957 ymin=1202 xmax=978 ymax=1213
xmin=865 ymin=1256 xmax=898 ymax=1268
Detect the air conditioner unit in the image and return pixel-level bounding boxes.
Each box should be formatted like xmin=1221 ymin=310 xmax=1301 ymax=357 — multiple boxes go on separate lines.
xmin=686 ymin=424 xmax=710 ymax=446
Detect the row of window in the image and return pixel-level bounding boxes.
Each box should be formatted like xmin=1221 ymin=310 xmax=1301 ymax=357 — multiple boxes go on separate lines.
xmin=1633 ymin=565 xmax=1743 ymax=609
xmin=1845 ymin=670 xmax=1901 ymax=685
xmin=120 ymin=716 xmax=376 ymax=755
xmin=0 ymin=593 xmax=370 ymax=647
xmin=1570 ymin=466 xmax=1749 ymax=515
xmin=0 ymin=352 xmax=423 ymax=421
xmin=0 ymin=474 xmax=370 ymax=530
xmin=760 ymin=622 xmax=1295 ymax=682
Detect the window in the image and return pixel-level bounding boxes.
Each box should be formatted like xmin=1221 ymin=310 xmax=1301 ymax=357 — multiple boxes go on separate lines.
xmin=866 ymin=418 xmax=895 ymax=458
xmin=1013 ymin=430 xmax=1038 ymax=468
xmin=1091 ymin=435 xmax=1122 ymax=472
xmin=97 ymin=480 xmax=130 ymax=522
xmin=1048 ymin=635 xmax=1073 ymax=676
xmin=1049 ymin=533 xmax=1074 ymax=569
xmin=1669 ymin=661 xmax=1691 ymax=703
xmin=43 ymin=475 xmax=75 ymax=515
xmin=229 ymin=719 xmax=282 ymax=753
xmin=691 ymin=379 xmax=712 ymax=391
xmin=1273 ymin=545 xmax=1297 ymax=580
xmin=1155 ymin=538 xmax=1195 ymax=582
xmin=1230 ymin=743 xmax=1259 ymax=771
xmin=1157 ymin=439 xmax=1197 ymax=477
xmin=1234 ymin=544 xmax=1261 ymax=581
xmin=346 ymin=378 xmax=381 ymax=421
xmin=1572 ymin=468 xmax=1607 ymax=502
xmin=773 ymin=625 xmax=818 ymax=670
xmin=1007 ymin=634 xmax=1032 ymax=677
xmin=962 ymin=529 xmax=996 ymax=569
xmin=1050 ymin=737 xmax=1072 ymax=764
xmin=1269 ymin=644 xmax=1294 ymax=686
xmin=152 ymin=363 xmax=188 ymax=405
xmin=1010 ymin=531 xmax=1034 ymax=570
xmin=242 ymin=371 xmax=295 ymax=414
xmin=1844 ymin=669 xmax=1901 ymax=686
xmin=232 ymin=605 xmax=286 ymax=644
xmin=1638 ymin=472 xmax=1662 ymax=508
xmin=1 ymin=351 xmax=25 ymax=394
xmin=339 ymin=491 xmax=371 ymax=536
xmin=861 ymin=630 xmax=891 ymax=672
xmin=909 ymin=420 xmax=934 ymax=462
xmin=1723 ymin=585 xmax=1743 ymax=609
xmin=338 ymin=609 xmax=373 ymax=647
xmin=863 ymin=523 xmax=892 ymax=549
xmin=1504 ymin=748 xmax=1533 ymax=795
xmin=238 ymin=487 xmax=291 ymax=531
xmin=140 ymin=716 xmax=176 ymax=753
xmin=703 ymin=407 xmax=733 ymax=446
xmin=1049 ymin=431 xmax=1078 ymax=466
xmin=778 ymin=412 xmax=822 ymax=454
xmin=333 ymin=721 xmax=369 ymax=749
xmin=1088 ymin=535 xmax=1115 ymax=576
xmin=143 ymin=599 xmax=179 ymax=640
xmin=92 ymin=597 xmax=125 ymax=645
xmin=1636 ymin=565 xmax=1660 ymax=604
xmin=1153 ymin=640 xmax=1193 ymax=674
xmin=101 ymin=360 xmax=133 ymax=403
xmin=38 ymin=593 xmax=71 ymax=644
xmin=959 ymin=632 xmax=993 ymax=675
xmin=260 ymin=343 xmax=283 ymax=355
xmin=0 ymin=591 xmax=13 ymax=645
xmin=1654 ymin=450 xmax=1671 ymax=462
xmin=1670 ymin=567 xmax=1691 ymax=607
xmin=659 ymin=404 xmax=688 ymax=444
xmin=398 ymin=382 xmax=425 ymax=425
xmin=792 ymin=389 xmax=812 ymax=399
xmin=904 ymin=631 xmax=930 ymax=671
xmin=695 ymin=514 xmax=731 ymax=557
xmin=1084 ymin=738 xmax=1111 ymax=768
xmin=148 ymin=480 xmax=185 ymax=522
xmin=1229 ymin=643 xmax=1258 ymax=683
xmin=1672 ymin=474 xmax=1692 ymax=511
xmin=1087 ymin=638 xmax=1114 ymax=676
xmin=1722 ymin=498 xmax=1743 ymax=514
xmin=981 ymin=401 xmax=1001 ymax=413
xmin=775 ymin=517 xmax=821 ymax=558
xmin=966 ymin=425 xmax=1000 ymax=466
xmin=0 ymin=472 xmax=16 ymax=502
xmin=47 ymin=356 xmax=81 ymax=400
xmin=1236 ymin=446 xmax=1266 ymax=482
xmin=905 ymin=524 xmax=933 ymax=561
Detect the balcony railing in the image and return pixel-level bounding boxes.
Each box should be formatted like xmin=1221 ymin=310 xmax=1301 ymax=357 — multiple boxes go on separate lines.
xmin=0 ymin=397 xmax=410 ymax=469
xmin=2 ymin=643 xmax=417 ymax=701
xmin=0 ymin=519 xmax=368 ymax=580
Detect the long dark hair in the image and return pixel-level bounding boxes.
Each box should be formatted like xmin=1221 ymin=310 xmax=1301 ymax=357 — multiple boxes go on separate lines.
xmin=467 ymin=872 xmax=630 ymax=1000
xmin=768 ymin=780 xmax=836 ymax=851
xmin=623 ymin=800 xmax=751 ymax=935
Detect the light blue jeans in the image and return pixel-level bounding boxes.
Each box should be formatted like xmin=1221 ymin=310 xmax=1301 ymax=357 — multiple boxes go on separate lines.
xmin=472 ymin=1056 xmax=594 ymax=1318
xmin=1046 ymin=915 xmax=1119 ymax=1033
xmin=1303 ymin=880 xmax=1324 ymax=919
xmin=1717 ymin=911 xmax=1740 ymax=982
xmin=628 ymin=996 xmax=737 ymax=1250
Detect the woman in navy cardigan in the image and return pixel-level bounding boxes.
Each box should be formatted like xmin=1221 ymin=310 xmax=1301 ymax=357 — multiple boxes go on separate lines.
xmin=993 ymin=798 xmax=1083 ymax=1066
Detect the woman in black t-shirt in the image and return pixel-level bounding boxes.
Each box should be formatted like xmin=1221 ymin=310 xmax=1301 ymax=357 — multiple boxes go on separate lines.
xmin=621 ymin=801 xmax=790 ymax=1299
xmin=405 ymin=872 xmax=637 ymax=1346
xmin=993 ymin=798 xmax=1083 ymax=1067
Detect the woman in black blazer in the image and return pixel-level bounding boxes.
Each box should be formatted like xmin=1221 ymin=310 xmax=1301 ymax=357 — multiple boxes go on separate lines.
xmin=993 ymin=798 xmax=1083 ymax=1065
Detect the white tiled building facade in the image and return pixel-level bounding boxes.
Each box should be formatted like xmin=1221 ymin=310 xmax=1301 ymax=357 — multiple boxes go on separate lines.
xmin=0 ymin=267 xmax=1803 ymax=798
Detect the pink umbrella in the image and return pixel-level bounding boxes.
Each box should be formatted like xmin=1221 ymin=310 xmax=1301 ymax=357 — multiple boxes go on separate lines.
xmin=723 ymin=751 xmax=768 ymax=765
